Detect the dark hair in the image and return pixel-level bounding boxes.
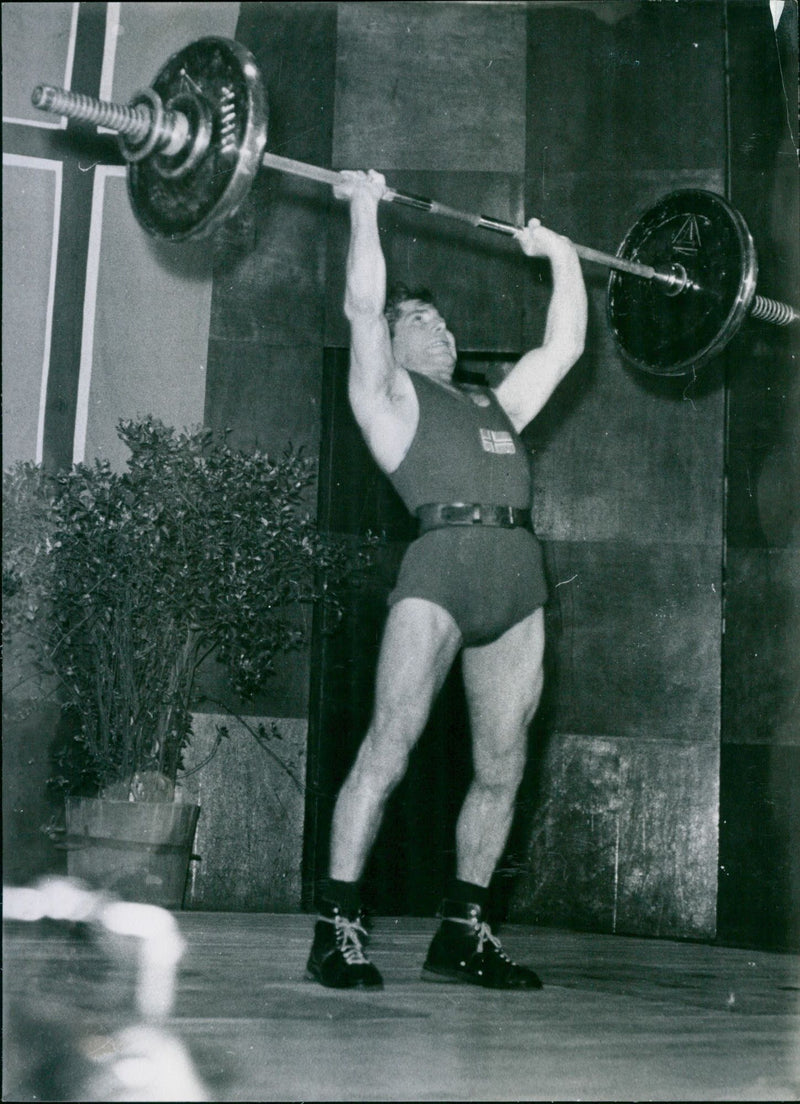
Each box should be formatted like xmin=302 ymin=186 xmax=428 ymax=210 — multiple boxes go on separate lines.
xmin=384 ymin=283 xmax=436 ymax=336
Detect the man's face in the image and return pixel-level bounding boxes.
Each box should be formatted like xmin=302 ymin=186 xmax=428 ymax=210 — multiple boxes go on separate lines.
xmin=391 ymin=299 xmax=457 ymax=379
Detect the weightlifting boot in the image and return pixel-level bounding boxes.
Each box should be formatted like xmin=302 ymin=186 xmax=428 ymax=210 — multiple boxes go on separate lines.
xmin=422 ymin=899 xmax=543 ymax=989
xmin=306 ymin=901 xmax=383 ymax=989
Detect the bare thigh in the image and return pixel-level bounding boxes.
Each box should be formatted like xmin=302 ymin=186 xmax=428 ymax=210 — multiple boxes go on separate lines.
xmin=368 ymin=596 xmax=463 ymax=757
xmin=326 ymin=597 xmax=463 ymax=880
xmin=461 ymin=608 xmax=545 ymax=776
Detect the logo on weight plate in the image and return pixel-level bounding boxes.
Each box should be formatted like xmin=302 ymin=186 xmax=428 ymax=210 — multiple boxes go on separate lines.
xmin=670 ymin=214 xmax=703 ymax=255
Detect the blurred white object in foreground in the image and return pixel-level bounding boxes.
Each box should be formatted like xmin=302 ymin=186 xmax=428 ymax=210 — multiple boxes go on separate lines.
xmin=4 ymin=876 xmax=208 ymax=1101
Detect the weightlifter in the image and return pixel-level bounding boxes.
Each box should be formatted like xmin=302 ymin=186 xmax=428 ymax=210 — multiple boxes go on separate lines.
xmin=306 ymin=169 xmax=587 ymax=990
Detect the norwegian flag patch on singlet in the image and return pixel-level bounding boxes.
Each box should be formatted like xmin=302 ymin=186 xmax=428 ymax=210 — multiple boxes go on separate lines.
xmin=479 ymin=428 xmax=516 ymax=454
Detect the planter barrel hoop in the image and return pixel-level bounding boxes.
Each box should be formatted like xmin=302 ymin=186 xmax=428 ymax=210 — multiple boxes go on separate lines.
xmin=64 ymin=797 xmax=200 ymax=909
xmin=62 ymin=833 xmax=191 ymax=854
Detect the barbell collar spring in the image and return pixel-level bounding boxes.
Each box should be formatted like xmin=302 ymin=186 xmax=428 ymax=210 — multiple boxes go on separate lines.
xmin=750 ymin=295 xmax=800 ymax=326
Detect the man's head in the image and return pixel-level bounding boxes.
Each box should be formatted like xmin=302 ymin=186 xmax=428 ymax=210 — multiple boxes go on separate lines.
xmin=385 ymin=283 xmax=457 ymax=380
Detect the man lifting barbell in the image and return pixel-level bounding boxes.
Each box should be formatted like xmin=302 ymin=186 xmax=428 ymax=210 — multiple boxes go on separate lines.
xmin=29 ymin=34 xmax=799 ymax=990
xmin=304 ymin=169 xmax=587 ymax=990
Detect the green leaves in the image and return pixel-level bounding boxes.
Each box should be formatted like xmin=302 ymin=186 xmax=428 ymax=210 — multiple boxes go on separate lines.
xmin=3 ymin=416 xmax=369 ymax=796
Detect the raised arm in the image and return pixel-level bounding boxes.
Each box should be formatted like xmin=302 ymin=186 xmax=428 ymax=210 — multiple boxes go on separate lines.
xmin=493 ymin=219 xmax=587 ymax=432
xmin=333 ymin=170 xmax=417 ymax=473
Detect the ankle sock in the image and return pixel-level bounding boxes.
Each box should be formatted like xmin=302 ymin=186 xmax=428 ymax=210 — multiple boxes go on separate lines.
xmin=320 ymin=878 xmax=361 ymax=917
xmin=445 ymin=878 xmax=489 ymax=911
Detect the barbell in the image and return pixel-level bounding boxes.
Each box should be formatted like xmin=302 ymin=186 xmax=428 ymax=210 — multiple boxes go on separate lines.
xmin=31 ymin=36 xmax=798 ymax=378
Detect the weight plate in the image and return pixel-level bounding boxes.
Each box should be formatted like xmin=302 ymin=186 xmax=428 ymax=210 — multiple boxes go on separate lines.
xmin=128 ymin=37 xmax=267 ymax=241
xmin=607 ymin=190 xmax=758 ymax=376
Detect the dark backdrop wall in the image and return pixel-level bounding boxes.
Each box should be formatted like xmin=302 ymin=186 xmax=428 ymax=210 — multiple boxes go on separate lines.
xmin=719 ymin=0 xmax=800 ymax=950
xmin=201 ymin=1 xmax=797 ymax=943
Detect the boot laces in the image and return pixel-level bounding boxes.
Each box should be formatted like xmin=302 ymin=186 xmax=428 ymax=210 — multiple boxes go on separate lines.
xmin=333 ymin=914 xmax=370 ymax=965
xmin=451 ymin=915 xmax=512 ymax=962
xmin=475 ymin=920 xmax=510 ymax=960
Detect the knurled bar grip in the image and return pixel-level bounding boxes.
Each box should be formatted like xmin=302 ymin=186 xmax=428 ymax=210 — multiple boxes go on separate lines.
xmin=262 ymin=150 xmax=659 ymax=281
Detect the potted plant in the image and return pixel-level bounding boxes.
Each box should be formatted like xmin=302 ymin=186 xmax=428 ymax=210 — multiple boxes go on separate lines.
xmin=2 ymin=415 xmax=365 ymax=906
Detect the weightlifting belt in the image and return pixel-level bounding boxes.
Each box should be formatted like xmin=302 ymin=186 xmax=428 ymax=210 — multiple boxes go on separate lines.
xmin=416 ymin=503 xmax=532 ymax=534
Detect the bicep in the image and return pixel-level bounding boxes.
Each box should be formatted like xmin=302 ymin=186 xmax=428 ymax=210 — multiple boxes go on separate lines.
xmin=493 ymin=348 xmax=563 ymax=432
xmin=347 ymin=312 xmax=395 ymax=397
xmin=347 ymin=314 xmax=418 ymax=473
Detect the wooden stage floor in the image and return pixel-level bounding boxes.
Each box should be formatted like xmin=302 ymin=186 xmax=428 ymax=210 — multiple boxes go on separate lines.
xmin=4 ymin=911 xmax=800 ymax=1102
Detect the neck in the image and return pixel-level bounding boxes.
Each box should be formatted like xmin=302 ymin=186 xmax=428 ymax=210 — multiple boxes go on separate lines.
xmin=408 ymin=364 xmax=456 ymax=387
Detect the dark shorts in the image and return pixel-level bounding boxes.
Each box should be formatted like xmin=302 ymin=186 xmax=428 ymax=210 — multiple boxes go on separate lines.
xmin=388 ymin=526 xmax=548 ymax=646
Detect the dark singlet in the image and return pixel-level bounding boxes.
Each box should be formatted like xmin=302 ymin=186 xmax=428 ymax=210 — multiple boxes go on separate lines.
xmin=388 ymin=373 xmax=533 ymax=510
xmin=386 ymin=373 xmax=548 ymax=645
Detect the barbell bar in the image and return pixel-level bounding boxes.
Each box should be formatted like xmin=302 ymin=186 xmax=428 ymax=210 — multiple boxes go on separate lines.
xmin=31 ymin=75 xmax=665 ymax=282
xmin=31 ymin=36 xmax=799 ymax=377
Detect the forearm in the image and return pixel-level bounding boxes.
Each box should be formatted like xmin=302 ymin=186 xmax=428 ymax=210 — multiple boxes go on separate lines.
xmin=344 ymin=199 xmax=386 ymax=322
xmin=541 ymin=247 xmax=587 ymax=367
xmin=336 ymin=173 xmax=398 ymax=407
xmin=493 ymin=230 xmax=588 ymax=429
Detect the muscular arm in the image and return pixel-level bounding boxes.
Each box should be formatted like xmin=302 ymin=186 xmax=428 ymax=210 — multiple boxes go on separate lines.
xmin=494 ymin=220 xmax=587 ymax=432
xmin=336 ymin=171 xmax=417 ymax=474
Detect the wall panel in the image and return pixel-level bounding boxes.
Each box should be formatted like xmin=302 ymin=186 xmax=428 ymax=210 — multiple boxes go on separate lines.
xmin=719 ymin=0 xmax=800 ymax=950
xmin=327 ymin=0 xmax=528 ymax=353
xmin=2 ymin=158 xmax=61 ymax=466
xmin=718 ymin=742 xmax=800 ymax=950
xmin=107 ymin=2 xmax=241 ymax=101
xmin=206 ymin=1 xmax=338 ymax=440
xmin=333 ymin=1 xmax=527 ymax=173
xmin=725 ymin=334 xmax=800 ymax=549
xmin=204 ymin=338 xmax=323 ymax=457
xmin=525 ymin=1 xmax=725 ymax=175
xmin=510 ymin=733 xmax=719 ymax=939
xmin=180 ymin=714 xmax=307 ymax=912
xmin=1 ymin=2 xmax=77 ymax=126
xmin=78 ymin=170 xmax=211 ymax=468
xmin=723 ymin=549 xmax=800 ymax=748
xmin=541 ymin=540 xmax=722 ymax=742
xmin=189 ymin=3 xmax=340 ymax=907
xmin=210 ymin=176 xmax=331 ymax=349
xmin=527 ymin=302 xmax=726 ymax=545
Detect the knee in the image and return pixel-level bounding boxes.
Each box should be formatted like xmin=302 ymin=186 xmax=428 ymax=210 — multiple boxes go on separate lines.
xmin=351 ymin=728 xmax=410 ymax=796
xmin=474 ymin=744 xmax=527 ymax=800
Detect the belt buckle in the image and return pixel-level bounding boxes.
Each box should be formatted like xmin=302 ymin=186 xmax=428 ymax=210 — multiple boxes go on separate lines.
xmin=471 ymin=504 xmax=482 ymax=525
xmin=440 ymin=505 xmax=464 ymax=524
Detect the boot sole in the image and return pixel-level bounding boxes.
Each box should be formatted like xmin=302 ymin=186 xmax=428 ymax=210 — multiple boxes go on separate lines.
xmin=304 ymin=968 xmax=383 ymax=990
xmin=421 ymin=965 xmax=543 ymax=990
xmin=421 ymin=965 xmax=472 ymax=984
